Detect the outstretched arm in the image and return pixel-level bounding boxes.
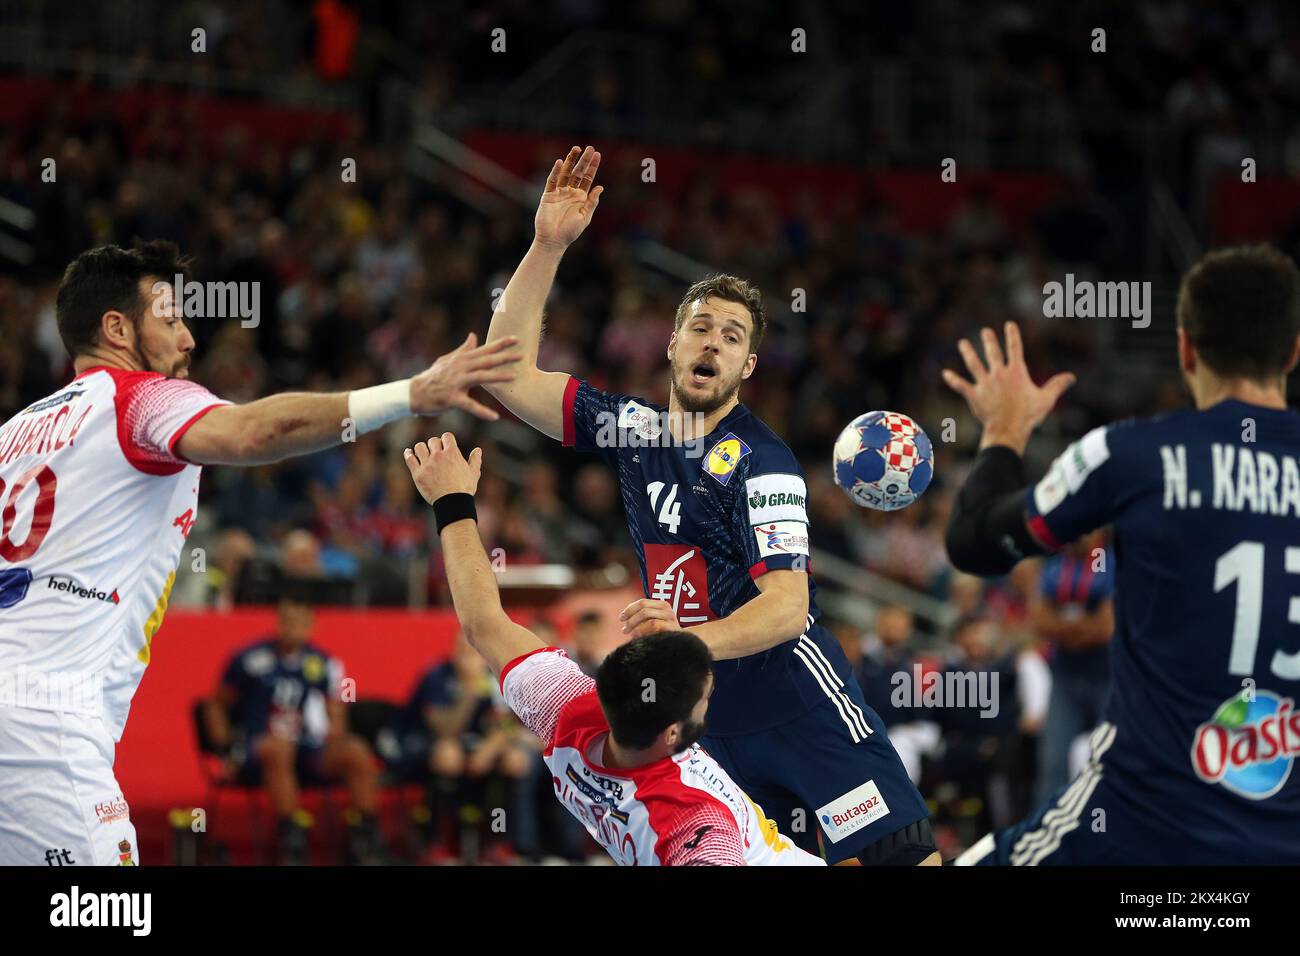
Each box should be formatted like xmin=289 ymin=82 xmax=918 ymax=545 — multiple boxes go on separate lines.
xmin=484 ymin=146 xmax=603 ymax=441
xmin=941 ymin=322 xmax=1076 ymax=575
xmin=620 ymin=570 xmax=810 ymax=661
xmin=179 ymin=333 xmax=518 ymax=465
xmin=403 ymin=433 xmax=542 ymax=676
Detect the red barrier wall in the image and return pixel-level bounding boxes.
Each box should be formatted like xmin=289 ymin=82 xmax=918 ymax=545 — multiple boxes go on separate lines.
xmin=116 ymin=608 xmax=466 ymax=808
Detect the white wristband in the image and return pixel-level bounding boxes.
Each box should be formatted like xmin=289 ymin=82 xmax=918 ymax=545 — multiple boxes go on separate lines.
xmin=347 ymin=379 xmax=412 ymax=434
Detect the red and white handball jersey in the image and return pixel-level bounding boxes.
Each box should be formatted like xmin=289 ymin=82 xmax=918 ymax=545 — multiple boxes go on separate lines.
xmin=501 ymin=647 xmax=824 ymax=866
xmin=0 ymin=367 xmax=229 ymax=739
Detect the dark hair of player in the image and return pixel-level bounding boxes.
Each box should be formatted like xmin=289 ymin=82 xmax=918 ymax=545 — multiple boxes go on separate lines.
xmin=1176 ymin=244 xmax=1300 ymax=382
xmin=595 ymin=630 xmax=713 ymax=750
xmin=674 ymin=274 xmax=766 ymax=353
xmin=55 ymin=239 xmax=193 ymax=358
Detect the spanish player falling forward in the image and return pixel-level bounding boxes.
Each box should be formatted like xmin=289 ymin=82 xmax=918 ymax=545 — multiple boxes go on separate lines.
xmin=404 ymin=433 xmax=823 ymax=865
xmin=0 ymin=241 xmax=519 ymax=865
xmin=944 ymin=246 xmax=1300 ymax=865
xmin=483 ymin=147 xmax=937 ymax=865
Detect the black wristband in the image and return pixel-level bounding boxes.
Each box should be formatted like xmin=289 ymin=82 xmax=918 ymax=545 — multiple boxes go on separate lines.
xmin=433 ymin=493 xmax=477 ymax=533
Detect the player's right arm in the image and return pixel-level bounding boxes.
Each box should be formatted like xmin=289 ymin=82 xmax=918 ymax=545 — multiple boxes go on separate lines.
xmin=178 ymin=333 xmax=519 ymax=465
xmin=942 ymin=322 xmax=1089 ymax=576
xmin=482 ymin=146 xmax=603 ymax=441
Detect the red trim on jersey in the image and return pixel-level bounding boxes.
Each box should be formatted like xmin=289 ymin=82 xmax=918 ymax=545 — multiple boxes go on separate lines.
xmin=747 ymin=556 xmax=811 ymax=580
xmin=106 ymin=368 xmax=187 ymax=476
xmin=561 ymin=375 xmax=579 ymax=448
xmin=499 ymin=645 xmax=565 ymax=694
xmin=168 ymin=403 xmax=225 ymax=464
xmin=1027 ymin=514 xmax=1063 ymax=551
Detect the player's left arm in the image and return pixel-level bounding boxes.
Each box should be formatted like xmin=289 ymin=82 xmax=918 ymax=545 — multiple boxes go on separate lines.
xmin=622 ymin=571 xmax=809 ymax=660
xmin=943 ymin=322 xmax=1099 ymax=577
xmin=403 ymin=433 xmax=543 ymax=676
xmin=623 ymin=460 xmax=812 ymax=659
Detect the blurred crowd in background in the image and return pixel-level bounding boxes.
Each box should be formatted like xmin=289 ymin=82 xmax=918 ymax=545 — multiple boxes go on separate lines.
xmin=1 ymin=0 xmax=1296 ymax=860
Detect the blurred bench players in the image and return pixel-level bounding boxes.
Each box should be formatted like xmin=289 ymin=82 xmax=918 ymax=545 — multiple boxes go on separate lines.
xmin=404 ymin=434 xmax=824 ymax=865
xmin=204 ymin=591 xmax=385 ymax=864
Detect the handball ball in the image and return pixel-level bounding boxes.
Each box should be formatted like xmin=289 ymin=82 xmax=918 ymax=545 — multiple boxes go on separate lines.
xmin=832 ymin=411 xmax=934 ymax=511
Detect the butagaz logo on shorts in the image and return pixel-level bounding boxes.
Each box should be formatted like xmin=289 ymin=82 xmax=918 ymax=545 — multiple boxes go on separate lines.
xmin=48 ymin=576 xmax=119 ymax=604
xmin=1041 ymin=273 xmax=1151 ymax=328
xmin=153 ymin=274 xmax=260 ymax=327
xmin=50 ymin=886 xmax=151 ymax=936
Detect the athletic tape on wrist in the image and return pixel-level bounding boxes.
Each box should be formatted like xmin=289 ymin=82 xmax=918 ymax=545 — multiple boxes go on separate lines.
xmin=347 ymin=379 xmax=412 ymax=434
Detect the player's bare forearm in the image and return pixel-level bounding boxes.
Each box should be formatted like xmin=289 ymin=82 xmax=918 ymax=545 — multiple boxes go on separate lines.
xmin=689 ymin=571 xmax=810 ymax=661
xmin=484 ymin=241 xmax=571 ymax=439
xmin=483 ymin=146 xmax=603 ymax=439
xmin=181 ymin=392 xmax=352 ymax=465
xmin=439 ymin=519 xmax=544 ymax=677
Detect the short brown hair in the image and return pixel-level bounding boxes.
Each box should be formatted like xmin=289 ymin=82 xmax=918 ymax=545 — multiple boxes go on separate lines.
xmin=1176 ymin=244 xmax=1300 ymax=381
xmin=674 ymin=275 xmax=766 ymax=353
xmin=55 ymin=240 xmax=192 ymax=358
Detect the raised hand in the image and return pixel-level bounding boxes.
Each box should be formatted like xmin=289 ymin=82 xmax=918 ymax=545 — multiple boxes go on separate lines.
xmin=410 ymin=332 xmax=520 ymax=421
xmin=534 ymin=145 xmax=603 ymax=250
xmin=403 ymin=432 xmax=483 ymax=503
xmin=942 ymin=321 xmax=1076 ymax=452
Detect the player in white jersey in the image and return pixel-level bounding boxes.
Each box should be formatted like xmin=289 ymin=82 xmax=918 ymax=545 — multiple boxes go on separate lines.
xmin=0 ymin=240 xmax=519 ymax=865
xmin=403 ymin=432 xmax=823 ymax=865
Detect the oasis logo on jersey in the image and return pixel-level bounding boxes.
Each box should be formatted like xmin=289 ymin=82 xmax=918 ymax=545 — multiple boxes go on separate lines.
xmin=1191 ymin=690 xmax=1298 ymax=799
xmin=47 ymin=576 xmax=119 ymax=605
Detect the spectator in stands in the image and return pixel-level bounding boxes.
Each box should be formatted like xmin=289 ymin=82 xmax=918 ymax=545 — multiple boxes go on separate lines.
xmin=395 ymin=633 xmax=529 ymax=864
xmin=202 ymin=592 xmax=385 ymax=864
xmin=1029 ymin=532 xmax=1114 ymax=802
xmin=569 ymin=610 xmax=620 ymax=677
xmin=853 ymin=604 xmax=940 ymax=785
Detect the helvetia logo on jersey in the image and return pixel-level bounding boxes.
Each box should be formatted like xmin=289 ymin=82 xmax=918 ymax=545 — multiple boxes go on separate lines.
xmin=703 ymin=434 xmax=751 ymax=486
xmin=1191 ymin=690 xmax=1298 ymax=799
xmin=47 ymin=576 xmax=119 ymax=605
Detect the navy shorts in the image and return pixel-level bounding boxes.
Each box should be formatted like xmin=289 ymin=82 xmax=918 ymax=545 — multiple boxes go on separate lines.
xmin=958 ymin=721 xmax=1297 ymax=866
xmin=701 ymin=675 xmax=930 ymax=864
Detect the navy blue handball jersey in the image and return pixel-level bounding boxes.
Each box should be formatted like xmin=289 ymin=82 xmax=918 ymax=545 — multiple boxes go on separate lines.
xmin=562 ymin=378 xmax=863 ymax=738
xmin=1022 ymin=398 xmax=1300 ymax=862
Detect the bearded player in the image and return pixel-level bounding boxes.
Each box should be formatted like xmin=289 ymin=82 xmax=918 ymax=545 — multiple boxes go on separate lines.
xmin=0 ymin=240 xmax=518 ymax=865
xmin=404 ymin=433 xmax=823 ymax=866
xmin=482 ymin=147 xmax=937 ymax=865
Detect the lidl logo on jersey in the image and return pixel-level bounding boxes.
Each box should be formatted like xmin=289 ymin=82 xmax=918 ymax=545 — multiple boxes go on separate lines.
xmin=816 ymin=778 xmax=890 ymax=842
xmin=47 ymin=576 xmax=119 ymax=605
xmin=1191 ymin=690 xmax=1299 ymax=799
xmin=703 ymin=434 xmax=752 ymax=485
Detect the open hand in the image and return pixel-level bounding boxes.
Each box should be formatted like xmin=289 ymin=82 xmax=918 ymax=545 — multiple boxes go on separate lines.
xmin=410 ymin=332 xmax=520 ymax=421
xmin=534 ymin=146 xmax=603 ymax=250
xmin=941 ymin=321 xmax=1075 ymax=452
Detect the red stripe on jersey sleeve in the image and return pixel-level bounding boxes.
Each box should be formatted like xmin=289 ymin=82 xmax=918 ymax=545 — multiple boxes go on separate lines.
xmin=660 ymin=802 xmax=747 ymax=866
xmin=110 ymin=370 xmax=185 ymax=476
xmin=1027 ymin=514 xmax=1063 ymax=551
xmin=169 ymin=403 xmax=225 ymax=464
xmin=498 ymin=645 xmax=564 ymax=694
xmin=561 ymin=375 xmax=579 ymax=448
